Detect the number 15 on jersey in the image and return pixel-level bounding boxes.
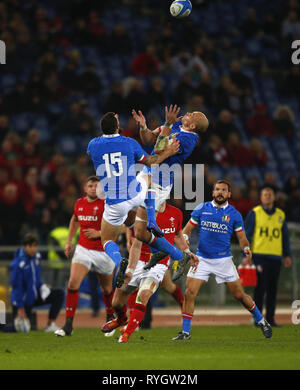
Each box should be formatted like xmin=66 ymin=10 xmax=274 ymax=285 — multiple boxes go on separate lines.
xmin=103 ymin=152 xmax=124 ymax=178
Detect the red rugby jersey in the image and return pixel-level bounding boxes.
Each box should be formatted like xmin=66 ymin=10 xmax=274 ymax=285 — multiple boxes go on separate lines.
xmin=139 ymin=204 xmax=183 ymax=266
xmin=74 ymin=197 xmax=105 ymax=251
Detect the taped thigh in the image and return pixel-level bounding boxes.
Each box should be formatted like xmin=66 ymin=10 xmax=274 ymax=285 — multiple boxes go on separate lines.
xmin=136 ymin=277 xmax=159 ymax=303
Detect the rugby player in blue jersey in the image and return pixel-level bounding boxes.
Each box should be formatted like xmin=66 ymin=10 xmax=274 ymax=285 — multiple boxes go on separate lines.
xmin=172 ymin=180 xmax=272 ymax=340
xmin=88 ymin=111 xmax=194 ymax=292
xmin=124 ymin=106 xmax=208 ymax=282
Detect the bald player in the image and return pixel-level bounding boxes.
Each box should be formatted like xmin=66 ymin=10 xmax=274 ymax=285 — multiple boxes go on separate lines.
xmin=121 ymin=106 xmax=209 ymax=285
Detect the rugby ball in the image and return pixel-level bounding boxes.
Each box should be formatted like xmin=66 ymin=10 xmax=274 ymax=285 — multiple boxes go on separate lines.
xmin=14 ymin=317 xmax=31 ymax=333
xmin=170 ymin=0 xmax=192 ymax=18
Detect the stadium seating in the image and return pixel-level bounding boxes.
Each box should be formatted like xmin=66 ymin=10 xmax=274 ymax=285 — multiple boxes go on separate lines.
xmin=1 ymin=0 xmax=298 ymax=192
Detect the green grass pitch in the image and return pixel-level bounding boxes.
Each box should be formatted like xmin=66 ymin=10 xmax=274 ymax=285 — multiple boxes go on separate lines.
xmin=1 ymin=325 xmax=300 ymax=370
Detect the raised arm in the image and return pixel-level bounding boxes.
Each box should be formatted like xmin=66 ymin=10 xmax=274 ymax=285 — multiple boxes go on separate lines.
xmin=182 ymin=219 xmax=197 ymax=240
xmin=132 ymin=109 xmax=161 ymax=146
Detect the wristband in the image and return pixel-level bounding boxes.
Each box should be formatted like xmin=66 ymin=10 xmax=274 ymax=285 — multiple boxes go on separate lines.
xmin=163 ymin=122 xmax=173 ymax=129
xmin=126 ymin=267 xmax=135 ymax=274
xmin=183 ymin=234 xmax=189 ymax=241
xmin=140 ymin=125 xmax=147 ymax=131
xmin=243 ymin=246 xmax=250 ymax=252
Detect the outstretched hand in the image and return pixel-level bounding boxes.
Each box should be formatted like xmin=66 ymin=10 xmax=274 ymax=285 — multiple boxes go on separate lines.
xmin=132 ymin=109 xmax=146 ymax=128
xmin=165 ymin=104 xmax=181 ymax=124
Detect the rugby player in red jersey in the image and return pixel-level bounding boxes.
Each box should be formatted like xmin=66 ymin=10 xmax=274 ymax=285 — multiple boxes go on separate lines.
xmin=55 ymin=176 xmax=117 ymax=337
xmin=101 ymin=201 xmax=198 ymax=342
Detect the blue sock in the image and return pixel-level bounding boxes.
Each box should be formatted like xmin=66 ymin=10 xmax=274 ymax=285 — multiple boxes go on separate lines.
xmin=149 ymin=246 xmax=159 ymax=254
xmin=148 ymin=233 xmax=183 ymax=260
xmin=144 ymin=188 xmax=156 ymax=224
xmin=182 ymin=313 xmax=193 ymax=334
xmin=249 ymin=303 xmax=263 ymax=323
xmin=103 ymin=241 xmax=122 ymax=266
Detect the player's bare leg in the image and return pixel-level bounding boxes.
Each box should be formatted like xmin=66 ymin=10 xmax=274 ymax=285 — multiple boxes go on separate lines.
xmin=173 ymin=277 xmax=205 ymax=340
xmin=101 ymin=218 xmax=128 ymax=288
xmin=226 ymin=280 xmax=272 ymax=338
xmin=119 ymin=278 xmax=158 ymax=343
xmin=55 ymin=263 xmax=89 ymax=337
xmin=123 ymin=237 xmax=143 ymax=289
xmin=101 ymin=286 xmax=133 ymax=334
xmin=97 ymin=273 xmax=115 ymax=319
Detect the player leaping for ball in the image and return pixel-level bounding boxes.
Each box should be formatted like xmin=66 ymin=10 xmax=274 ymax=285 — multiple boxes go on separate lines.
xmin=87 ymin=111 xmax=190 ymax=289
xmin=123 ymin=105 xmax=209 ymax=283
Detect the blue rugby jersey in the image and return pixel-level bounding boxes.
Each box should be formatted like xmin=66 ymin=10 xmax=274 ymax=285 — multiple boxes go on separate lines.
xmin=189 ymin=201 xmax=245 ymax=259
xmin=87 ymin=134 xmax=146 ymax=205
xmin=144 ymin=121 xmax=199 ymax=188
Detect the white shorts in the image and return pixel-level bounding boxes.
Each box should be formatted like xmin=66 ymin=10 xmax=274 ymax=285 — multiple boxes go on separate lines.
xmin=187 ymin=256 xmax=239 ymax=284
xmin=72 ymin=244 xmax=115 ymax=275
xmin=128 ymin=260 xmax=169 ymax=289
xmin=103 ymin=175 xmax=148 ymax=226
xmin=137 ymin=172 xmax=172 ymax=212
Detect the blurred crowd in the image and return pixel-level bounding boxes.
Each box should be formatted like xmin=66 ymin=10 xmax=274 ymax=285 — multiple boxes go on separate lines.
xmin=0 ymin=0 xmax=300 ymax=246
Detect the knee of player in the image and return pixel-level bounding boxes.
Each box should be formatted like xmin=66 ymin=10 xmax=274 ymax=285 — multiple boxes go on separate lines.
xmin=134 ymin=228 xmax=147 ymax=242
xmin=68 ymin=279 xmax=80 ymax=290
xmin=185 ymin=287 xmax=198 ymax=300
xmin=232 ymin=289 xmax=245 ymax=301
xmin=102 ymin=286 xmax=113 ymax=296
xmin=137 ymin=289 xmax=152 ymax=305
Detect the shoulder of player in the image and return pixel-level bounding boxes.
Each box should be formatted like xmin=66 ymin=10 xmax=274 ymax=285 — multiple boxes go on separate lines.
xmin=193 ymin=202 xmax=208 ymax=212
xmin=88 ymin=136 xmax=101 ymax=146
xmin=75 ymin=197 xmax=86 ymax=206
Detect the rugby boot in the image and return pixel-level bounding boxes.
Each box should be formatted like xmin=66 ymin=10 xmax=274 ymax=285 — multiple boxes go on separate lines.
xmin=143 ymin=251 xmax=167 ymax=270
xmin=257 ymin=320 xmax=272 ymax=338
xmin=54 ymin=319 xmax=73 ymax=337
xmin=171 ymin=252 xmax=191 ymax=282
xmin=172 ymin=331 xmax=191 ymax=340
xmin=147 ymin=220 xmax=164 ymax=238
xmin=115 ymin=258 xmax=128 ymax=288
xmin=104 ymin=313 xmax=116 ymax=337
xmin=101 ymin=316 xmax=128 ymax=333
xmin=118 ymin=332 xmax=130 ymax=343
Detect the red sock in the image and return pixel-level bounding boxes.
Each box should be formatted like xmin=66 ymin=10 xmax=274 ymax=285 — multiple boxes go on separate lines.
xmin=103 ymin=290 xmax=115 ymax=316
xmin=125 ymin=303 xmax=146 ymax=335
xmin=66 ymin=288 xmax=79 ymax=318
xmin=171 ymin=285 xmax=184 ymax=308
xmin=128 ymin=291 xmax=138 ymax=314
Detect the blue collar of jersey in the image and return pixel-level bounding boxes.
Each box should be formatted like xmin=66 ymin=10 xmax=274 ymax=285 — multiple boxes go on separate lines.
xmin=211 ymin=200 xmax=229 ymax=209
xmin=179 ymin=126 xmax=197 ymax=135
xmin=102 ymin=134 xmax=120 ymax=138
